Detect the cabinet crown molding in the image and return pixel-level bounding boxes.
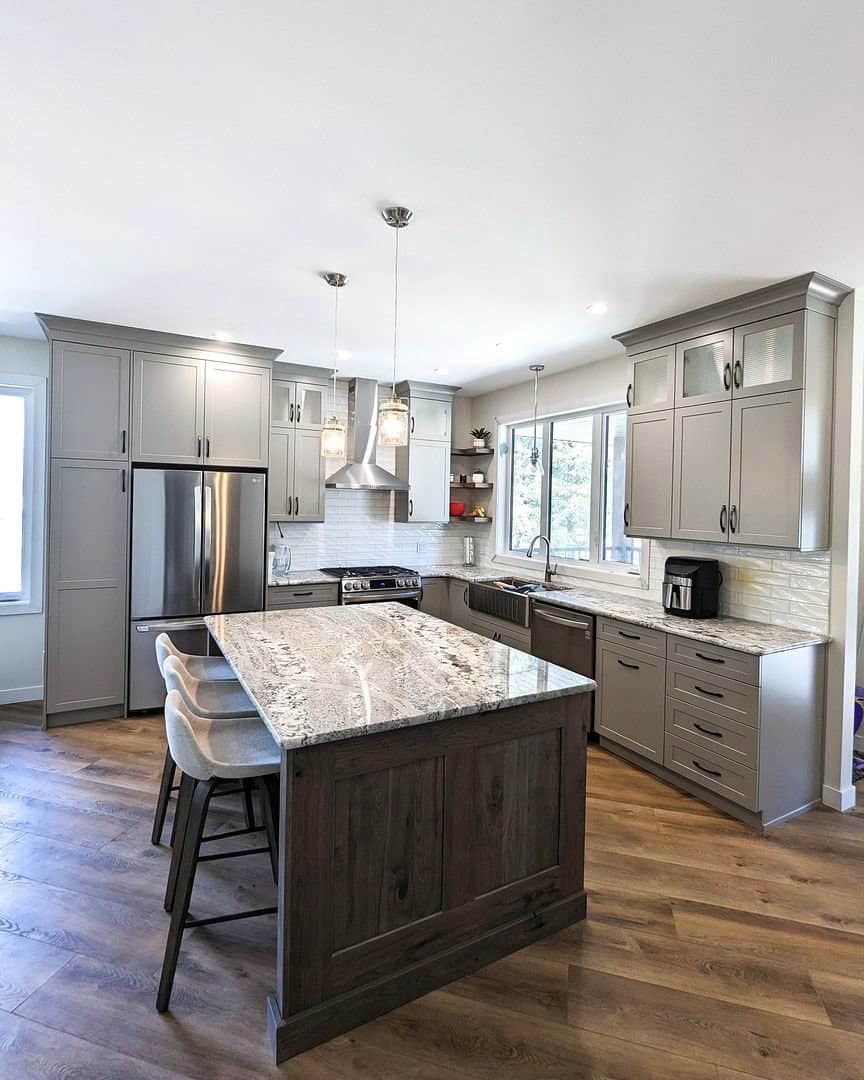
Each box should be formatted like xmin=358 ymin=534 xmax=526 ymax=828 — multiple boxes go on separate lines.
xmin=612 ymin=272 xmax=852 ymax=353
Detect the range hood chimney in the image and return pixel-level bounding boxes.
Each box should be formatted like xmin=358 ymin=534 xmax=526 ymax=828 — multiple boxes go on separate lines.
xmin=325 ymin=378 xmax=409 ymax=491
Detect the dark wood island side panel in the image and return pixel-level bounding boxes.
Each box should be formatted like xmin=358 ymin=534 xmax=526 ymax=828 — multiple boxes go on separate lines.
xmin=267 ymin=692 xmax=590 ymax=1062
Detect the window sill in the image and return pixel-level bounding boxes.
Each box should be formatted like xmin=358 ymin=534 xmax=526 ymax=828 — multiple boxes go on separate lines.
xmin=0 ymin=598 xmax=42 ymax=616
xmin=492 ymin=553 xmax=647 ymax=591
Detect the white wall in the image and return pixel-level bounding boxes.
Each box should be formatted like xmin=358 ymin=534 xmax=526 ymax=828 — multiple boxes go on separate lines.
xmin=0 ymin=335 xmax=48 ymax=703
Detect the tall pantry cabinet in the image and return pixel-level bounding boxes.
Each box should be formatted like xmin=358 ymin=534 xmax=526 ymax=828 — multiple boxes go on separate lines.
xmin=38 ymin=315 xmax=281 ymax=727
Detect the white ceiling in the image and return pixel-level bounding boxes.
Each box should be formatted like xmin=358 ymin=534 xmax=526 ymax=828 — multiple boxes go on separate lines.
xmin=2 ymin=1 xmax=863 ymax=394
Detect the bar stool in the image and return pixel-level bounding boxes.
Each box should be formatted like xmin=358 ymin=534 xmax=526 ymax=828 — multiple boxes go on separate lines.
xmin=155 ymin=632 xmax=236 ymax=681
xmin=156 ymin=690 xmax=280 ymax=1014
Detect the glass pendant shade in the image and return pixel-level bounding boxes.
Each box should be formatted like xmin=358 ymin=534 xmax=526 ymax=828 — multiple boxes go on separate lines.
xmin=320 ymin=415 xmax=346 ymax=458
xmin=378 ymin=396 xmax=410 ymax=446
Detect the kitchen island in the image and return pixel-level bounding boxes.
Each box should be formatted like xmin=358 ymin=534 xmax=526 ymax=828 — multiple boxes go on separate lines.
xmin=205 ymin=603 xmax=594 ymax=1063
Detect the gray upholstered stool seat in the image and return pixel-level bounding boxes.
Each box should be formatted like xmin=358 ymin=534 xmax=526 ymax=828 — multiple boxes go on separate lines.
xmin=162 ymin=654 xmax=258 ymax=721
xmin=155 ymin=632 xmax=234 ymax=682
xmin=157 ymin=690 xmax=281 ymax=1014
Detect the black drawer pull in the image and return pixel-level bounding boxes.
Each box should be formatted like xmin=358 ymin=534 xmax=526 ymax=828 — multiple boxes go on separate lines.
xmin=694 ymin=684 xmax=724 ymax=698
xmin=695 ymin=652 xmax=725 ymax=664
xmin=617 ymin=659 xmax=640 ymax=670
xmin=292 ymin=591 xmax=313 ymax=598
xmin=693 ymin=722 xmax=723 ymax=739
xmin=618 ymin=630 xmax=641 ymax=640
xmin=692 ymin=759 xmax=723 ymax=778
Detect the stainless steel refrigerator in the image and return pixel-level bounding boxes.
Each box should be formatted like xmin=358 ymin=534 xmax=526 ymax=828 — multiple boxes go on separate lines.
xmin=128 ymin=467 xmax=266 ymax=710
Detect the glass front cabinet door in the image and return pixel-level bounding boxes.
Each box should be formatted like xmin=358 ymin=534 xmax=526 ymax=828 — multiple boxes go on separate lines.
xmin=674 ymin=330 xmax=733 ymax=407
xmin=626 ymin=345 xmax=675 ymax=414
xmin=731 ymin=312 xmax=805 ymax=398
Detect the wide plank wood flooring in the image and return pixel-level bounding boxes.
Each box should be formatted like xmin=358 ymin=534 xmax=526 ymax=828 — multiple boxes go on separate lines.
xmin=1 ymin=712 xmax=863 ymax=1078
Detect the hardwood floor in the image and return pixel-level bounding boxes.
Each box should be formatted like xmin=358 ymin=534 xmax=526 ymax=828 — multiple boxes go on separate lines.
xmin=1 ymin=714 xmax=863 ymax=1079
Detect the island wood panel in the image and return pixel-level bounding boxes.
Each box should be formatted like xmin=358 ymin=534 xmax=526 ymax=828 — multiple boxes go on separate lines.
xmin=269 ymin=693 xmax=589 ymax=1062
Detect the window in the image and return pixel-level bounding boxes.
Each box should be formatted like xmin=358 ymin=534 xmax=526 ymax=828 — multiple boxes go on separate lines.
xmin=0 ymin=375 xmax=45 ymax=613
xmin=503 ymin=405 xmax=641 ymax=572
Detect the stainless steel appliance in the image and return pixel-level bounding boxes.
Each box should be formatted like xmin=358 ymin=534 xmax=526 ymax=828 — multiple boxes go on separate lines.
xmin=129 ymin=468 xmax=266 ymax=710
xmin=320 ymin=565 xmax=422 ymax=606
xmin=662 ymin=557 xmax=721 ymax=618
xmin=530 ymin=601 xmax=596 ymax=730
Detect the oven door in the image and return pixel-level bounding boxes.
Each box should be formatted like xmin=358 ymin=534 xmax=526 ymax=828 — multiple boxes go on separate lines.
xmin=342 ymin=591 xmax=421 ymax=608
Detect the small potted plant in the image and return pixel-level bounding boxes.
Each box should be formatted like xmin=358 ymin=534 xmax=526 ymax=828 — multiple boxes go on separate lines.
xmin=471 ymin=427 xmax=491 ymax=450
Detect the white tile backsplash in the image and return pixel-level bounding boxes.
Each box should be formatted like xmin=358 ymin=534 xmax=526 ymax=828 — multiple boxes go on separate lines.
xmin=647 ymin=540 xmax=830 ymax=634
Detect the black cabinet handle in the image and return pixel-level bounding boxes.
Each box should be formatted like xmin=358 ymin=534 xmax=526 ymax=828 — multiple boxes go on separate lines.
xmin=618 ymin=630 xmax=641 ymax=640
xmin=290 ymin=403 xmax=294 ymax=423
xmin=617 ymin=659 xmax=640 ymax=670
xmin=695 ymin=651 xmax=725 ymax=664
xmin=692 ymin=759 xmax=723 ymax=778
xmin=197 ymin=435 xmax=202 ymax=457
xmin=206 ymin=436 xmax=211 ymax=458
xmin=733 ymin=360 xmax=742 ymax=388
xmin=463 ymin=587 xmax=469 ymax=606
xmin=694 ymin=684 xmax=724 ymax=699
xmin=120 ymin=429 xmax=127 ymax=454
xmin=693 ymin=722 xmax=723 ymax=739
xmin=723 ymin=363 xmax=731 ymax=390
xmin=121 ymin=468 xmax=126 ymax=493
xmin=294 ymin=496 xmax=299 ymax=516
xmin=626 ymin=383 xmax=633 ymax=408
xmin=623 ymin=502 xmax=630 ymax=528
xmin=719 ymin=504 xmax=727 ymax=533
xmin=410 ymin=415 xmax=415 ymax=434
xmin=409 ymin=498 xmax=414 ymax=517
xmin=293 ymin=591 xmax=313 ymax=598
xmin=287 ymin=493 xmax=293 ymax=516
xmin=730 ymin=505 xmax=738 ymax=534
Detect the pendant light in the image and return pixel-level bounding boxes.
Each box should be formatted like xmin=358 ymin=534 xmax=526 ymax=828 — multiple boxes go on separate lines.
xmin=377 ymin=205 xmax=412 ymax=446
xmin=529 ymin=364 xmax=544 ymax=470
xmin=320 ymin=272 xmax=347 ymax=458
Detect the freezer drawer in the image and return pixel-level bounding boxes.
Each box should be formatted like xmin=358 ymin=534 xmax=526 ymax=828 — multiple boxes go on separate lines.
xmin=128 ymin=618 xmax=209 ymax=712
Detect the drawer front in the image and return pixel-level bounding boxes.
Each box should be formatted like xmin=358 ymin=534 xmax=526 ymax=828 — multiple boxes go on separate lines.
xmin=597 ymin=617 xmax=666 ymax=658
xmin=469 ymin=610 xmax=531 ymax=650
xmin=266 ymin=584 xmax=339 ymax=609
xmin=664 ymin=732 xmax=758 ymax=810
xmin=666 ymin=635 xmax=759 ymax=685
xmin=667 ymin=661 xmax=759 ymax=727
xmin=596 ymin=641 xmax=665 ymax=763
xmin=664 ymin=698 xmax=758 ymax=768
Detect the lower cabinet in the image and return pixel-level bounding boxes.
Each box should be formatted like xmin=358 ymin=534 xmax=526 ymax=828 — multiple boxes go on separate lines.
xmin=266 ymin=583 xmax=338 ymax=610
xmin=419 ymin=578 xmax=447 ymax=619
xmin=447 ymin=580 xmax=472 ymax=628
xmin=595 ymin=639 xmax=665 ymax=762
xmin=468 ymin=609 xmax=531 ymax=652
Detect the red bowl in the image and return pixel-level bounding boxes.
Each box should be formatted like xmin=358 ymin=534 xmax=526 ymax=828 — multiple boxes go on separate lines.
xmin=449 ymin=501 xmax=466 ymax=518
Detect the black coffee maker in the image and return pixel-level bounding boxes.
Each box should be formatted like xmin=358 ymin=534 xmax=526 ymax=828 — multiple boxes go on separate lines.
xmin=662 ymin=557 xmax=722 ymax=618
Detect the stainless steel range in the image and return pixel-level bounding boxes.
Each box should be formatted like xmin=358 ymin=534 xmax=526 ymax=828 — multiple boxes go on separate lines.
xmin=320 ymin=565 xmax=422 ymax=606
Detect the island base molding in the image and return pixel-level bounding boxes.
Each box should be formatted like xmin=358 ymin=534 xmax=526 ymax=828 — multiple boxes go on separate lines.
xmin=269 ymin=693 xmax=590 ymax=1063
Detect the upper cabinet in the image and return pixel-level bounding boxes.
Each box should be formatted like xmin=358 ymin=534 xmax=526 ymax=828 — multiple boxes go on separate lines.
xmin=626 ymin=345 xmax=675 ymax=414
xmin=394 ymin=381 xmax=461 ymax=523
xmin=612 ymin=272 xmax=850 ymax=551
xmin=204 ymin=360 xmax=270 ymax=468
xmin=410 ymin=395 xmax=451 ymax=442
xmin=269 ymin=370 xmax=329 ymax=523
xmin=51 ymin=341 xmax=130 ymax=460
xmin=295 ymin=381 xmax=326 ymax=432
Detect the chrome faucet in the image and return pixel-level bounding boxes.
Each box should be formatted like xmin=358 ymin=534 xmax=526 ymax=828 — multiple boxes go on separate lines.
xmin=527 ymin=534 xmax=557 ymax=583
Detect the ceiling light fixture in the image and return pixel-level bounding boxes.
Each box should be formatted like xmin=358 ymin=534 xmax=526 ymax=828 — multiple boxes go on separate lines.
xmin=529 ymin=363 xmax=544 ymax=471
xmin=321 ymin=272 xmax=347 ymax=459
xmin=378 ymin=206 xmax=413 ymax=447
xmin=586 ymin=302 xmax=608 ymax=316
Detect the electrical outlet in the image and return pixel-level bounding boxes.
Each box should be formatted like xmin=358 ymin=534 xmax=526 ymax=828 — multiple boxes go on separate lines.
xmin=416 ymin=542 xmax=425 ymax=555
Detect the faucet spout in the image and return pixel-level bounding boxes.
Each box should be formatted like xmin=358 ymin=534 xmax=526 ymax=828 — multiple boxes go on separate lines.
xmin=527 ymin=534 xmax=556 ymax=583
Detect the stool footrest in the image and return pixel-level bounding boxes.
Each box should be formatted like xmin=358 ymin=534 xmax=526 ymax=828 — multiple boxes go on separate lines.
xmin=185 ymin=906 xmax=277 ymax=929
xmin=200 ymin=825 xmax=264 ymax=844
xmin=197 ymin=845 xmax=271 ymax=863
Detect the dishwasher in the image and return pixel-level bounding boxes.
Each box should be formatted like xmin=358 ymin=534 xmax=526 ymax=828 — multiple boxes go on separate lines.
xmin=530 ymin=602 xmax=596 ymax=729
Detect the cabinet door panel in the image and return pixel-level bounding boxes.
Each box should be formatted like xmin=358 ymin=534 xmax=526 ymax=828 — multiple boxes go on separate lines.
xmin=675 ymin=330 xmax=733 ymax=407
xmin=671 ymin=402 xmax=731 ymax=542
xmin=51 ymin=341 xmax=130 ymax=460
xmin=407 ymin=440 xmax=450 ymax=522
xmin=268 ymin=430 xmax=292 ymax=520
xmin=627 ymin=345 xmax=675 ymax=414
xmin=410 ymin=397 xmax=451 ymax=442
xmin=292 ymin=429 xmax=326 ymax=521
xmin=131 ymin=352 xmax=205 ymax=464
xmin=596 ymin=642 xmax=665 ymax=762
xmin=271 ymin=380 xmax=296 ymax=428
xmin=204 ymin=361 xmax=270 ymax=468
xmin=624 ymin=410 xmax=673 ymax=538
xmin=295 ymin=382 xmax=326 ymax=431
xmin=730 ymin=391 xmax=802 ymax=547
xmin=732 ymin=311 xmax=804 ymax=398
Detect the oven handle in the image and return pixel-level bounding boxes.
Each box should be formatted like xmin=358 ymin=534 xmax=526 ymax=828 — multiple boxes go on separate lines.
xmin=341 ymin=591 xmax=422 ymax=604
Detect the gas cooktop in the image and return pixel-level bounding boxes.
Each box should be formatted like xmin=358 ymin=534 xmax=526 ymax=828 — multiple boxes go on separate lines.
xmin=321 ymin=565 xmax=418 ymax=578
xmin=320 ymin=565 xmax=422 ymax=602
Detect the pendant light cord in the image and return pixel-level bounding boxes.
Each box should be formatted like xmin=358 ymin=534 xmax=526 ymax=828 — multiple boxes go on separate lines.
xmin=332 ymin=283 xmax=339 ymax=411
xmin=392 ymin=223 xmax=400 ymax=396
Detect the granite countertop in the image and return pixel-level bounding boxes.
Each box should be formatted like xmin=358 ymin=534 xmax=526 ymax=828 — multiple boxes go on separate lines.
xmin=268 ymin=570 xmax=339 ymax=587
xmin=205 ymin=604 xmax=595 ymax=750
xmin=419 ymin=564 xmax=827 ymax=655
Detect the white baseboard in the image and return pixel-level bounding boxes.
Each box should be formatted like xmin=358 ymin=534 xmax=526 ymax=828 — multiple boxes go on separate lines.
xmin=0 ymin=685 xmax=42 ymax=705
xmin=822 ymin=782 xmax=858 ymax=812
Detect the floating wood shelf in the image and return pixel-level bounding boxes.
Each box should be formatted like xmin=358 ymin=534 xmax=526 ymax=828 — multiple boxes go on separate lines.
xmin=450 ymin=482 xmax=493 ymax=489
xmin=451 ymin=447 xmax=494 ymax=456
xmin=451 ymin=515 xmax=493 ymax=523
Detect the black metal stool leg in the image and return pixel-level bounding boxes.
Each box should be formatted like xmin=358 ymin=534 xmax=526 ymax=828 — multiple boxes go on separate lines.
xmin=256 ymin=776 xmax=278 ymax=882
xmin=156 ymin=778 xmax=214 ymax=1013
xmin=241 ymin=778 xmax=256 ymax=830
xmin=151 ymin=748 xmax=177 ymax=846
xmin=165 ymin=773 xmax=195 ymax=912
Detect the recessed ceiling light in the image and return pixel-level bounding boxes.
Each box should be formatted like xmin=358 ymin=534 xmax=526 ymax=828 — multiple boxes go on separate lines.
xmin=213 ymin=330 xmax=233 ymax=341
xmin=433 ymin=367 xmax=449 ymax=375
xmin=585 ymin=302 xmax=608 ymax=316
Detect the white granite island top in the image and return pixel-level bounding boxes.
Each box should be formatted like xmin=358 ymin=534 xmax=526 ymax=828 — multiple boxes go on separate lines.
xmin=205 ymin=604 xmax=595 ymax=750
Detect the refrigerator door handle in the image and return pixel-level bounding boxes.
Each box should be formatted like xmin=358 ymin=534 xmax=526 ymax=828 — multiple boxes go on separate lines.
xmin=193 ymin=483 xmax=203 ymax=608
xmin=203 ymin=481 xmax=213 ymax=610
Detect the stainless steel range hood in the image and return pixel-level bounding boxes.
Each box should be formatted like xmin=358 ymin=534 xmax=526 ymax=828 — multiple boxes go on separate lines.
xmin=325 ymin=378 xmax=409 ymax=491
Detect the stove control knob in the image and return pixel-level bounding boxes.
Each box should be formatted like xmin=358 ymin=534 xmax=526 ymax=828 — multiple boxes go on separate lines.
xmin=344 ymin=580 xmax=354 ymax=591
xmin=396 ymin=577 xmax=405 ymax=587
xmin=362 ymin=579 xmax=370 ymax=590
xmin=413 ymin=577 xmax=421 ymax=587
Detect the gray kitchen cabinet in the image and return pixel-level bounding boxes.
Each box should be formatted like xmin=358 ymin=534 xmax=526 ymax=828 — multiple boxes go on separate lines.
xmin=731 ymin=311 xmax=805 ymax=398
xmin=404 ymin=439 xmax=450 ymax=522
xmin=626 ymin=344 xmax=675 ymax=415
xmin=269 ymin=428 xmax=326 ymax=522
xmin=204 ymin=360 xmax=270 ymax=468
xmin=131 ymin=351 xmax=205 ymax=464
xmin=674 ymin=329 xmax=733 ymax=407
xmin=419 ymin=577 xmax=447 ymax=619
xmin=729 ymin=390 xmax=805 ymax=548
xmin=268 ymin=431 xmax=292 ymax=519
xmin=624 ymin=410 xmax=673 ymax=538
xmin=266 ymin=583 xmax=338 ymax=609
xmin=447 ymin=580 xmax=472 ymax=628
xmin=46 ymin=459 xmax=129 ymax=716
xmin=596 ymin=639 xmax=665 ymax=762
xmin=671 ymin=401 xmax=732 ymax=541
xmin=410 ymin=395 xmax=451 ymax=442
xmin=295 ymin=381 xmax=326 ymax=432
xmin=51 ymin=341 xmax=130 ymax=460
xmin=271 ymin=379 xmax=296 ymax=426
xmin=468 ymin=609 xmax=531 ymax=652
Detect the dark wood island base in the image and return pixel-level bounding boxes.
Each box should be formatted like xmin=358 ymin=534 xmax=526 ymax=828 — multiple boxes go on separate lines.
xmin=267 ymin=693 xmax=589 ymax=1063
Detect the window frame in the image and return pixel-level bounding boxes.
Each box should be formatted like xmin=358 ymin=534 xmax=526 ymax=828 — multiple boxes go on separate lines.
xmin=0 ymin=373 xmax=46 ymax=615
xmin=498 ymin=402 xmax=644 ymax=583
